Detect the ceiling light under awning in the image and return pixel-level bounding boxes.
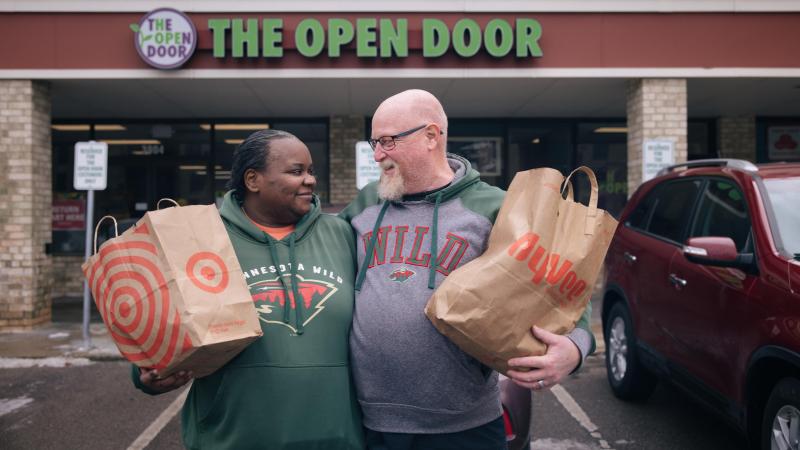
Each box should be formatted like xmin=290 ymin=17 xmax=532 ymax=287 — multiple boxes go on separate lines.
xmin=51 ymin=124 xmax=127 ymax=131
xmin=199 ymin=124 xmax=270 ymax=131
xmin=100 ymin=139 xmax=161 ymax=145
xmin=594 ymin=127 xmax=628 ymax=134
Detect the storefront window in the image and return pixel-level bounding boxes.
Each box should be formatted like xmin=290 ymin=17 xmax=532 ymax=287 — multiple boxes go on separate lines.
xmin=507 ymin=122 xmax=573 ymax=192
xmin=576 ymin=122 xmax=628 ymax=218
xmin=51 ymin=120 xmax=330 ymax=254
xmin=51 ymin=125 xmax=91 ymax=255
xmin=688 ymin=120 xmax=717 ymax=160
xmin=93 ymin=123 xmax=211 ymax=224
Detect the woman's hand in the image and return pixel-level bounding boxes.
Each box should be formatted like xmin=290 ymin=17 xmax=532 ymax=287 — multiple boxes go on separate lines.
xmin=139 ymin=368 xmax=193 ymax=394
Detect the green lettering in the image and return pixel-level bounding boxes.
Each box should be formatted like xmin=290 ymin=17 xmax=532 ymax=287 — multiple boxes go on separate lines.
xmin=380 ymin=19 xmax=408 ymax=57
xmin=174 ymin=32 xmax=182 ymax=45
xmin=208 ymin=19 xmax=231 ymax=58
xmin=155 ymin=19 xmax=165 ymax=31
xmin=484 ymin=19 xmax=513 ymax=57
xmin=422 ymin=19 xmax=449 ymax=57
xmin=232 ymin=18 xmax=259 ymax=58
xmin=516 ymin=18 xmax=543 ymax=57
xmin=296 ymin=19 xmax=325 ymax=57
xmin=262 ymin=18 xmax=283 ymax=57
xmin=452 ymin=19 xmax=481 ymax=57
xmin=328 ymin=19 xmax=354 ymax=58
xmin=356 ymin=18 xmax=377 ymax=57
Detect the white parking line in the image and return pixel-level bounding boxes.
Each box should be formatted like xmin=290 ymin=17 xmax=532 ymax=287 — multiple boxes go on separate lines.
xmin=551 ymin=384 xmax=613 ymax=450
xmin=0 ymin=396 xmax=33 ymax=417
xmin=127 ymin=385 xmax=190 ymax=450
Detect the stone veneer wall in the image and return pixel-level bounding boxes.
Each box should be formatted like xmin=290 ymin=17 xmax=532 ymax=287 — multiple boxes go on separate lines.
xmin=626 ymin=79 xmax=688 ymax=196
xmin=0 ymin=80 xmax=52 ymax=330
xmin=51 ymin=255 xmax=85 ymax=298
xmin=718 ymin=116 xmax=757 ymax=162
xmin=328 ymin=115 xmax=365 ymax=205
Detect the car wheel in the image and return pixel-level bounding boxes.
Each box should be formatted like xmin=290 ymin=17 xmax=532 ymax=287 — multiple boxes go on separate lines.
xmin=762 ymin=378 xmax=800 ymax=450
xmin=604 ymin=302 xmax=657 ymax=401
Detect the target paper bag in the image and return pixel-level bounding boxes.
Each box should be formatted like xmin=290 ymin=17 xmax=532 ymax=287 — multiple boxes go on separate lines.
xmin=425 ymin=166 xmax=618 ymax=375
xmin=82 ymin=204 xmax=262 ymax=378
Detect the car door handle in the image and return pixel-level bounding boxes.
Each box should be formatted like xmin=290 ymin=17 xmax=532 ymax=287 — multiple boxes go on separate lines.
xmin=669 ymin=273 xmax=687 ymax=288
xmin=624 ymin=252 xmax=637 ymax=264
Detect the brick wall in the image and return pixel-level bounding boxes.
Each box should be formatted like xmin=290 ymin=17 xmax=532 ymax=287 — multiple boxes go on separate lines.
xmin=328 ymin=115 xmax=365 ymax=205
xmin=52 ymin=255 xmax=85 ymax=298
xmin=626 ymin=79 xmax=688 ymax=196
xmin=718 ymin=116 xmax=756 ymax=162
xmin=0 ymin=80 xmax=52 ymax=330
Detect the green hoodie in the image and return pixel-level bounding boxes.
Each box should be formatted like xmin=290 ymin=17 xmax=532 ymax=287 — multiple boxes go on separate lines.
xmin=133 ymin=191 xmax=363 ymax=450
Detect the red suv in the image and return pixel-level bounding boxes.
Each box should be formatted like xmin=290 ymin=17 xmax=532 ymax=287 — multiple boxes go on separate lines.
xmin=602 ymin=159 xmax=800 ymax=449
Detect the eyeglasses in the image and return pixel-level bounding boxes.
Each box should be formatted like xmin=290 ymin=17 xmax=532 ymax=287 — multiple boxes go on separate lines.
xmin=368 ymin=124 xmax=428 ymax=151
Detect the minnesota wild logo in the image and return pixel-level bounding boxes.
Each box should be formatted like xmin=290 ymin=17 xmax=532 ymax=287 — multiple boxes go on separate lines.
xmin=249 ymin=274 xmax=338 ymax=333
xmin=389 ymin=267 xmax=416 ymax=283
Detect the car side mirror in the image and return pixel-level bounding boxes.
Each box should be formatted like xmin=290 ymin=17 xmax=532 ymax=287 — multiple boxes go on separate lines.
xmin=683 ymin=236 xmax=757 ymax=273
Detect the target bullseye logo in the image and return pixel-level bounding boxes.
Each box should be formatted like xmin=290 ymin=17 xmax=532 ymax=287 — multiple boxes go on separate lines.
xmin=186 ymin=251 xmax=229 ymax=294
xmin=86 ymin=239 xmax=192 ymax=370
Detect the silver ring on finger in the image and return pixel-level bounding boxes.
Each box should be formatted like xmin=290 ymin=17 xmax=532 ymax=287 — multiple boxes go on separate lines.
xmin=537 ymin=379 xmax=546 ymax=389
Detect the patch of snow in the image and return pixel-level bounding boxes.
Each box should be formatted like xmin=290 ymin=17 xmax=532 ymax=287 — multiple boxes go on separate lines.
xmin=48 ymin=332 xmax=70 ymax=340
xmin=0 ymin=357 xmax=93 ymax=369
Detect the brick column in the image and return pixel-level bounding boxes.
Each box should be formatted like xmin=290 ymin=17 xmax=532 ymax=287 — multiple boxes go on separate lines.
xmin=626 ymin=79 xmax=688 ymax=196
xmin=328 ymin=115 xmax=365 ymax=205
xmin=718 ymin=116 xmax=756 ymax=162
xmin=0 ymin=80 xmax=52 ymax=330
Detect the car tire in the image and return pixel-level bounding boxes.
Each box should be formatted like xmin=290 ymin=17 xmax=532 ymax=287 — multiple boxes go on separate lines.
xmin=762 ymin=378 xmax=800 ymax=450
xmin=604 ymin=302 xmax=658 ymax=401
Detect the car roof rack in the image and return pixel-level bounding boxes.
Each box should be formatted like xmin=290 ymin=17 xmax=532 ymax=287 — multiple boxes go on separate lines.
xmin=656 ymin=158 xmax=758 ymax=176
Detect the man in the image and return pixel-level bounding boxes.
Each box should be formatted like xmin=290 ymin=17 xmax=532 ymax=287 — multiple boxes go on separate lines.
xmin=340 ymin=89 xmax=595 ymax=449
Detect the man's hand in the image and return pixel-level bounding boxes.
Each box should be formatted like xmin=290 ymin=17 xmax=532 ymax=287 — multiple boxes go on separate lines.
xmin=139 ymin=368 xmax=193 ymax=394
xmin=506 ymin=326 xmax=581 ymax=391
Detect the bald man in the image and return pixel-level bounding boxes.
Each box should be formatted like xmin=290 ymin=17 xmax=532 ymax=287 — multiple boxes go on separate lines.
xmin=340 ymin=89 xmax=595 ymax=449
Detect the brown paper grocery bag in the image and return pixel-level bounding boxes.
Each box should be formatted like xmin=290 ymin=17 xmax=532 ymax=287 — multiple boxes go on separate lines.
xmin=425 ymin=166 xmax=618 ymax=375
xmin=82 ymin=201 xmax=262 ymax=378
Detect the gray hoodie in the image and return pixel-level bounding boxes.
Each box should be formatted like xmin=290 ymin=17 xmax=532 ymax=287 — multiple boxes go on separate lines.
xmin=340 ymin=154 xmax=594 ymax=434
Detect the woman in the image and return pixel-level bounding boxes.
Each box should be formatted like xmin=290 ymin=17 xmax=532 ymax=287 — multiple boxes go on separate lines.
xmin=133 ymin=129 xmax=364 ymax=449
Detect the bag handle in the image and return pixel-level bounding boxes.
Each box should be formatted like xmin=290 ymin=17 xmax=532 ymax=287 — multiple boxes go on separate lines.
xmin=563 ymin=166 xmax=599 ymax=235
xmin=157 ymin=198 xmax=180 ymax=209
xmin=560 ymin=180 xmax=574 ymax=202
xmin=93 ymin=216 xmax=119 ymax=254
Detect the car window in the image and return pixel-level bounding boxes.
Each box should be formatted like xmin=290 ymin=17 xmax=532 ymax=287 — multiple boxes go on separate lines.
xmin=626 ymin=191 xmax=657 ymax=230
xmin=645 ymin=179 xmax=703 ymax=243
xmin=763 ymin=177 xmax=800 ymax=257
xmin=689 ymin=179 xmax=751 ymax=252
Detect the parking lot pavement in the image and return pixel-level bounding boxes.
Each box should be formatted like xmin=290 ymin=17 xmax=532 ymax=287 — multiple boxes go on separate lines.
xmin=0 ymin=361 xmax=184 ymax=450
xmin=535 ymin=354 xmax=748 ymax=450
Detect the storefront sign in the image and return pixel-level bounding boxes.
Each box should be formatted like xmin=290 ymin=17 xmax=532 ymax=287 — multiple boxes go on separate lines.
xmin=74 ymin=141 xmax=108 ymax=191
xmin=768 ymin=126 xmax=800 ymax=160
xmin=53 ymin=199 xmax=86 ymax=230
xmin=642 ymin=140 xmax=675 ymax=182
xmin=131 ymin=8 xmax=197 ymax=69
xmin=207 ymin=17 xmax=542 ymax=59
xmin=129 ymin=11 xmax=542 ymax=66
xmin=356 ymin=141 xmax=380 ymax=189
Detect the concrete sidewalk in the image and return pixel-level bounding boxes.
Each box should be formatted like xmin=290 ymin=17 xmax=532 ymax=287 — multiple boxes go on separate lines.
xmin=0 ymin=297 xmax=122 ymax=362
